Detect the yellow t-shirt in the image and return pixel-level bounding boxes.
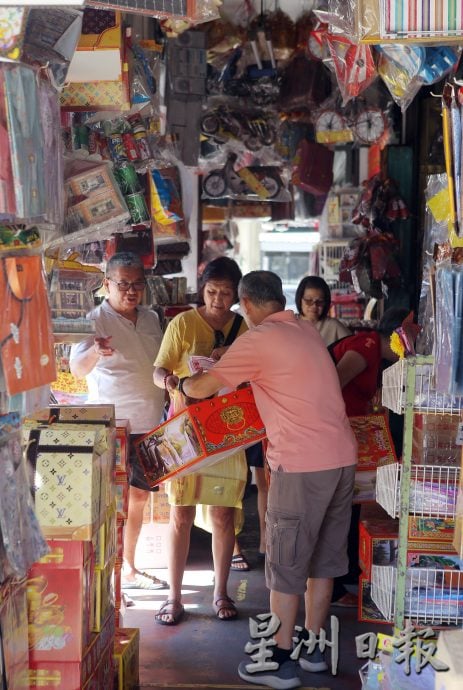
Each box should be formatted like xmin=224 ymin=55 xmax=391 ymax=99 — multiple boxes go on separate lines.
xmin=154 ymin=308 xmax=249 ymax=513
xmin=154 ymin=308 xmax=248 ymax=377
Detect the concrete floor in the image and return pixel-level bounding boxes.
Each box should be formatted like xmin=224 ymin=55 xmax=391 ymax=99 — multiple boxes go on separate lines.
xmin=123 ymin=489 xmax=387 ymax=689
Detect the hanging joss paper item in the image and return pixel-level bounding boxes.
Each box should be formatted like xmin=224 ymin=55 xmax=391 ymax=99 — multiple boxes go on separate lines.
xmin=325 ymin=33 xmax=376 ymax=105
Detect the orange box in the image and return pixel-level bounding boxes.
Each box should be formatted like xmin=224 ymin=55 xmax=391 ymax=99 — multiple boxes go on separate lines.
xmin=350 ymin=414 xmax=398 ymax=471
xmin=359 ymin=518 xmax=399 ymax=578
xmin=0 ymin=578 xmax=29 ymax=690
xmin=27 ymin=541 xmax=94 ymax=663
xmin=115 ymin=420 xmax=131 ymax=472
xmin=135 ymin=387 xmax=265 ymax=488
xmin=29 ymin=610 xmax=115 ymax=690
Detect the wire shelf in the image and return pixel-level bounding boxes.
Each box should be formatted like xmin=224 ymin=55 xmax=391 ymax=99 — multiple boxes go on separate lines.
xmin=371 ymin=565 xmax=463 ymax=626
xmin=376 ymin=463 xmax=460 ymax=519
xmin=382 ymin=359 xmax=463 ymax=415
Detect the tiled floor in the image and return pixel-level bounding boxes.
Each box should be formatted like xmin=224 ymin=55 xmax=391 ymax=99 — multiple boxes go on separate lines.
xmin=123 ymin=489 xmax=387 ymax=689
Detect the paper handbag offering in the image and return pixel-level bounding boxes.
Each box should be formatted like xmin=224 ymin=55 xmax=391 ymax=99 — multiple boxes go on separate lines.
xmin=135 ymin=386 xmax=266 ymax=488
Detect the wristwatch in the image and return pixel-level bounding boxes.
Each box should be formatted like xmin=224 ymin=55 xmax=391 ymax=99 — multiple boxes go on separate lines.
xmin=177 ymin=377 xmax=189 ymax=395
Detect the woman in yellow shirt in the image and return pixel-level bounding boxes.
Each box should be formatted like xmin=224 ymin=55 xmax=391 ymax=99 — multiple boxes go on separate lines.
xmin=153 ymin=257 xmax=247 ymax=625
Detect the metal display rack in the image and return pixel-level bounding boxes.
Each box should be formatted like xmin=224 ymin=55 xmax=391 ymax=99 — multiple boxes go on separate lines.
xmin=317 ymin=240 xmax=351 ymax=288
xmin=372 ymin=356 xmax=463 ymax=630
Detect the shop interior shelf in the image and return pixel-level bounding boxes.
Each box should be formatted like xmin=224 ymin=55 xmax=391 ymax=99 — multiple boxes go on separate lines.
xmin=371 ymin=564 xmax=463 ymax=626
xmin=376 ymin=463 xmax=460 ymax=519
xmin=382 ymin=358 xmax=463 ymax=416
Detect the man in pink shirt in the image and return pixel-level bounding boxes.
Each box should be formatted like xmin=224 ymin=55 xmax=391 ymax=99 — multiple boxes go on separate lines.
xmin=178 ymin=271 xmax=357 ymax=690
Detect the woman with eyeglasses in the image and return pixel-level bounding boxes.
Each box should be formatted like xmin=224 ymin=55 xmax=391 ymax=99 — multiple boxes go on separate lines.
xmin=295 ymin=275 xmax=351 ymax=346
xmin=153 ymin=257 xmax=248 ymax=626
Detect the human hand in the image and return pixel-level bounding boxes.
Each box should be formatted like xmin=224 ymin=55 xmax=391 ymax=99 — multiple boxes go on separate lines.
xmin=165 ymin=374 xmax=179 ymax=393
xmin=210 ymin=346 xmax=228 ymax=361
xmin=94 ymin=336 xmax=114 ymax=357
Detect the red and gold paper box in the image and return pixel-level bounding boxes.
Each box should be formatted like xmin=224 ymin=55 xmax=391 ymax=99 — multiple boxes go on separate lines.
xmin=92 ymin=558 xmax=115 ymax=633
xmin=135 ymin=387 xmax=266 ymax=488
xmin=408 ymin=516 xmax=456 ymax=543
xmin=113 ymin=628 xmax=139 ymax=690
xmin=350 ymin=414 xmax=397 ymax=503
xmin=115 ymin=420 xmax=131 ymax=472
xmin=0 ymin=578 xmax=29 ymax=690
xmin=358 ymin=575 xmax=390 ymax=625
xmin=115 ymin=473 xmax=128 ymax=521
xmin=359 ymin=518 xmax=399 ymax=578
xmin=27 ymin=541 xmax=94 ymax=663
xmin=93 ymin=502 xmax=117 ymax=570
xmin=29 ymin=609 xmax=115 ymax=690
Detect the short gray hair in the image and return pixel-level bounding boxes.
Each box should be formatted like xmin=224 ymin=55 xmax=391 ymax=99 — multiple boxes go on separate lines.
xmin=106 ymin=252 xmax=144 ymax=276
xmin=238 ymin=271 xmax=286 ymax=308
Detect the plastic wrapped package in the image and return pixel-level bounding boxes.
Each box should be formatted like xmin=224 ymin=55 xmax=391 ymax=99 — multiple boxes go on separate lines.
xmin=201 ymin=150 xmax=290 ymax=203
xmin=376 ymin=45 xmax=460 ymax=112
xmin=49 ymin=254 xmax=103 ymax=334
xmin=325 ymin=34 xmax=377 ymax=105
xmin=0 ymin=412 xmax=49 ymax=583
xmin=314 ymin=0 xmax=357 ymax=38
xmin=416 ymin=174 xmax=451 ymax=355
xmin=435 ymin=265 xmax=461 ymax=394
xmin=3 ymin=63 xmax=47 ymax=221
xmin=0 ymin=69 xmax=17 ymax=219
xmin=38 ymin=81 xmax=65 ymax=227
xmin=62 ymin=158 xmax=130 ymax=247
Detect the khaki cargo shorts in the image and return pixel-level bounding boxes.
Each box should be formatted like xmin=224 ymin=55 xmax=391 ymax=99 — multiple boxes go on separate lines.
xmin=265 ymin=465 xmax=356 ymax=595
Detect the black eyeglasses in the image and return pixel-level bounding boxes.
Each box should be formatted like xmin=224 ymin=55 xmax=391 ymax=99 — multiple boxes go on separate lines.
xmin=303 ymin=298 xmax=325 ymax=308
xmin=213 ymin=330 xmax=225 ymax=348
xmin=107 ymin=278 xmax=146 ymax=292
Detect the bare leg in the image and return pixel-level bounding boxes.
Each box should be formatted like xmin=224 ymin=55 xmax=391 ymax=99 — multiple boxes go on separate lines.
xmin=255 ymin=467 xmax=268 ymax=553
xmin=210 ymin=505 xmax=237 ymax=618
xmin=123 ymin=486 xmax=149 ymax=578
xmin=157 ymin=505 xmax=195 ymax=624
xmin=270 ymin=590 xmax=300 ymax=649
xmin=304 ymin=577 xmax=334 ymax=634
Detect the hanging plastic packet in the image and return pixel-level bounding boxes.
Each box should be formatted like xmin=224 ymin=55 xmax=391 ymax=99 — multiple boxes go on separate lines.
xmin=325 ymin=34 xmax=376 ymax=105
xmin=149 ymin=167 xmax=183 ymax=226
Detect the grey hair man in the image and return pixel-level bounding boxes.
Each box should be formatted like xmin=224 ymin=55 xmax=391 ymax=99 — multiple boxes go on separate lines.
xmin=70 ymin=252 xmax=167 ymax=592
xmin=176 ymin=271 xmax=357 ymax=689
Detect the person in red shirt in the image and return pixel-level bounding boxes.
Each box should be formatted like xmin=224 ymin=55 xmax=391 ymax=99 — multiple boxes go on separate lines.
xmin=328 ymin=307 xmax=410 ymax=606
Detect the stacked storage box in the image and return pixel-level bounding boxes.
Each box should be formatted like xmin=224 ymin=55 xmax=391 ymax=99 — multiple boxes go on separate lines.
xmin=23 ymin=405 xmax=117 ymax=690
xmin=113 ymin=420 xmax=130 ymax=627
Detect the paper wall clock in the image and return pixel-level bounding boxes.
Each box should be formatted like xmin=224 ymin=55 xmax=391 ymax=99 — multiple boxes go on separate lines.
xmin=353 ymin=107 xmax=386 ymax=145
xmin=315 ymin=108 xmax=353 ymax=144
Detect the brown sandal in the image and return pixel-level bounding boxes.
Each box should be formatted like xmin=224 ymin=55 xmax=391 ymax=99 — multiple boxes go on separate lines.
xmin=213 ymin=595 xmax=238 ymax=621
xmin=155 ymin=599 xmax=185 ymax=626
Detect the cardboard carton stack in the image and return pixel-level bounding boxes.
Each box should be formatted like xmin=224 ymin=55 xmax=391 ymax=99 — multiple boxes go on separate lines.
xmin=23 ymin=405 xmax=118 ymax=690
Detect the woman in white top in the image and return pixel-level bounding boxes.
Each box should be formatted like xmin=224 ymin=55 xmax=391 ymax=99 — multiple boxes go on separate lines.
xmin=295 ymin=275 xmax=351 ymax=346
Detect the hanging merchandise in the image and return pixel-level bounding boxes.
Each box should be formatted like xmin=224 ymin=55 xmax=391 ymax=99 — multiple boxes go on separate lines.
xmin=49 ymin=254 xmax=104 ymax=334
xmin=441 ymin=84 xmax=459 ymax=239
xmin=381 ymin=0 xmax=463 ymax=39
xmin=200 ymin=104 xmax=277 ymax=153
xmin=38 ymin=81 xmax=65 ymax=228
xmin=278 ymin=52 xmax=331 ymax=111
xmin=0 ymin=255 xmax=56 ymax=397
xmin=0 ymin=69 xmax=16 ymax=219
xmin=105 ymin=225 xmax=156 ymax=269
xmin=293 ymin=139 xmax=334 ymax=196
xmin=325 ymin=34 xmax=377 ymax=106
xmin=339 ymin=230 xmax=402 ymax=298
xmin=60 ymin=9 xmax=130 ymax=112
xmin=435 ymin=264 xmax=463 ymax=395
xmin=2 ymin=64 xmax=46 ymax=221
xmin=0 ymin=412 xmax=49 ymax=583
xmin=376 ymin=45 xmax=460 ymax=112
xmin=201 ymin=151 xmax=289 ymax=203
xmin=63 ymin=159 xmax=130 ymax=241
